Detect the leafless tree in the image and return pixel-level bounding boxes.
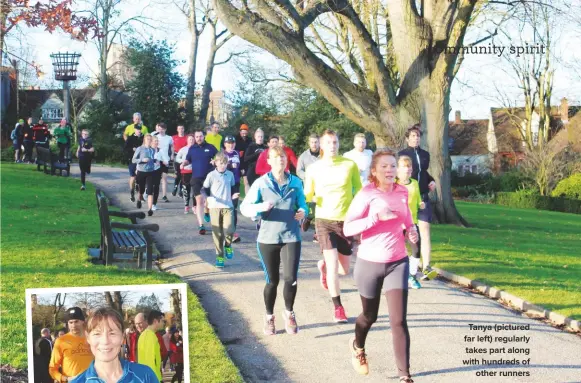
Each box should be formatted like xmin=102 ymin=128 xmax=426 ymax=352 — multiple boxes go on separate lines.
xmin=211 ymin=0 xmax=544 ymax=225
xmin=52 ymin=293 xmax=67 ymax=328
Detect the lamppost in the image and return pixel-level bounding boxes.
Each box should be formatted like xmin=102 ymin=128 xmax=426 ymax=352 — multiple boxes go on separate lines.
xmin=49 ymin=51 xmax=81 ymax=123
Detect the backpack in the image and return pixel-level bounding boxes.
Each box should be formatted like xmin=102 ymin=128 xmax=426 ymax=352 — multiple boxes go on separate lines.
xmin=11 ymin=125 xmax=19 ymax=141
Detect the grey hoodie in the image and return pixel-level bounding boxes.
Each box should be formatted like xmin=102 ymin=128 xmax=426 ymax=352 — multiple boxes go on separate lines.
xmin=297 ymin=149 xmax=320 ymax=180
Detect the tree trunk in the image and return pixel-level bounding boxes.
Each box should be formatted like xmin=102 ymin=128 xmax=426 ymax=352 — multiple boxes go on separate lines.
xmin=104 ymin=292 xmax=123 ymax=314
xmin=185 ymin=0 xmax=199 ymax=131
xmin=99 ymin=2 xmax=110 ymax=103
xmin=424 ymin=81 xmax=469 ymax=227
xmin=197 ymin=27 xmax=218 ymax=127
xmin=171 ymin=289 xmax=182 ymax=329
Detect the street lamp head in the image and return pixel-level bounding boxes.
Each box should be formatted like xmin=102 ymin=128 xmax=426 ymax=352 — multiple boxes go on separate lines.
xmin=50 ymin=51 xmax=81 ymax=81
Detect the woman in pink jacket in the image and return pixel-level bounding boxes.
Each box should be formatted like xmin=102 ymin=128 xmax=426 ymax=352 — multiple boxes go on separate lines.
xmin=343 ymin=149 xmax=419 ymax=382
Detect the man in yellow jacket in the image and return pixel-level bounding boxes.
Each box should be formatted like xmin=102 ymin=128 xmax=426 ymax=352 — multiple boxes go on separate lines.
xmin=49 ymin=307 xmax=93 ymax=382
xmin=205 ymin=122 xmax=223 ymax=151
xmin=137 ymin=310 xmax=165 ymax=381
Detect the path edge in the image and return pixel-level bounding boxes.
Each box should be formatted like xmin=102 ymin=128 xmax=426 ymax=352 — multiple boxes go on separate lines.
xmin=434 ymin=267 xmax=580 ymax=333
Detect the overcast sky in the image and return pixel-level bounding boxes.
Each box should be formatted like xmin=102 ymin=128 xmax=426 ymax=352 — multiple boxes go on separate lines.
xmin=8 ymin=0 xmax=581 ymax=121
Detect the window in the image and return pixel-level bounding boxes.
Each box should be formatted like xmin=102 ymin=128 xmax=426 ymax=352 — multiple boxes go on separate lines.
xmin=460 ymin=164 xmax=478 ymax=176
xmin=42 ymin=108 xmax=64 ymax=120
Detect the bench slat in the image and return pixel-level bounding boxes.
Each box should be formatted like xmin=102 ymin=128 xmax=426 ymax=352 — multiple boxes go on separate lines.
xmin=113 ymin=231 xmax=131 ymax=250
xmin=127 ymin=230 xmax=146 ymax=248
xmin=111 ymin=231 xmax=127 ymax=250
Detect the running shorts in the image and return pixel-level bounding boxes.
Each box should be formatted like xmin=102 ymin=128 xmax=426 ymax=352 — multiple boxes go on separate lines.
xmin=160 ymin=164 xmax=169 ymax=174
xmin=190 ymin=177 xmax=205 ymax=197
xmin=128 ymin=163 xmax=137 ymax=177
xmin=354 ymin=256 xmax=409 ymax=299
xmin=314 ymin=218 xmax=353 ymax=255
xmin=418 ymin=196 xmax=432 ymax=223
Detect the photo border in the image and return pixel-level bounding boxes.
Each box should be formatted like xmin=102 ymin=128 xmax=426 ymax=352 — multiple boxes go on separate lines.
xmin=26 ymin=283 xmax=190 ymax=383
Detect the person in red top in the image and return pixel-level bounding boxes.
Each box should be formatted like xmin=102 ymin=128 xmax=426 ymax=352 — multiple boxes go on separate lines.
xmin=169 ymin=330 xmax=184 ymax=383
xmin=172 ymin=125 xmax=188 ymax=197
xmin=32 ymin=118 xmax=51 ymax=153
xmin=255 ymin=135 xmax=298 ymax=175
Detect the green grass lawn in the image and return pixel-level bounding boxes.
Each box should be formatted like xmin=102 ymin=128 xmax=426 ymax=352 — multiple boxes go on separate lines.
xmin=0 ymin=163 xmax=242 ymax=383
xmin=433 ymin=201 xmax=581 ymax=320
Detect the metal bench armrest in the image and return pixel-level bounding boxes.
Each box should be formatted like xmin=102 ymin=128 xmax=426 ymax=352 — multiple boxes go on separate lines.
xmin=111 ymin=222 xmax=159 ymax=232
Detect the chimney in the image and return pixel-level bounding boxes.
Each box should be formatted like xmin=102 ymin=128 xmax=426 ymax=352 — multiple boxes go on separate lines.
xmin=455 ymin=110 xmax=462 ymax=124
xmin=560 ymin=97 xmax=569 ymax=123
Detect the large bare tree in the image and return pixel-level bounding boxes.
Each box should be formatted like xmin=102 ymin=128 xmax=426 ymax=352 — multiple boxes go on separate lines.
xmin=212 ymin=0 xmax=535 ymax=225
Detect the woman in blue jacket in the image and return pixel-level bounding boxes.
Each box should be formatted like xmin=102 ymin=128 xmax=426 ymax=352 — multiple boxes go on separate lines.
xmin=241 ymin=145 xmax=308 ymax=337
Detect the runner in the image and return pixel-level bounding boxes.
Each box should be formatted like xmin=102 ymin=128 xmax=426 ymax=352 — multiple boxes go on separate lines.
xmin=172 ymin=125 xmax=188 ymax=197
xmin=235 ymin=123 xmax=252 ymax=192
xmin=32 ymin=119 xmax=50 ymax=159
xmin=254 ymin=135 xmax=279 ymax=176
xmin=206 ymin=122 xmax=223 ymax=151
xmin=54 ymin=119 xmax=72 ymax=163
xmin=202 ymin=152 xmax=238 ymax=268
xmin=304 ymin=129 xmax=362 ymax=323
xmin=343 ymin=133 xmax=373 ymax=186
xmin=278 ymin=136 xmax=298 ymax=172
xmin=71 ymin=307 xmax=158 ymax=383
xmin=240 ymin=146 xmax=308 ymax=335
xmin=398 ymin=125 xmax=438 ymax=280
xmin=76 ymin=129 xmax=94 ymax=191
xmin=296 ymin=133 xmax=320 ymax=242
xmin=175 ymin=135 xmax=195 ymax=214
xmin=343 ymin=149 xmax=418 ymax=382
xmin=151 ymin=122 xmax=173 ymax=203
xmin=151 ymin=135 xmax=170 ymax=211
xmin=169 ymin=330 xmax=184 ymax=383
xmin=11 ymin=119 xmax=24 ymax=163
xmin=123 ymin=125 xmax=144 ymax=202
xmin=22 ymin=117 xmax=35 ymax=164
xmin=49 ymin=307 xmax=93 ymax=382
xmin=223 ymin=135 xmax=242 ymax=243
xmin=132 ymin=134 xmax=157 ymax=216
xmin=123 ymin=112 xmax=149 ymax=140
xmin=397 ymin=155 xmax=424 ymax=289
xmin=137 ymin=310 xmax=165 ymax=382
xmin=244 ymin=128 xmax=267 ymax=186
xmin=182 ymin=130 xmax=218 ymax=234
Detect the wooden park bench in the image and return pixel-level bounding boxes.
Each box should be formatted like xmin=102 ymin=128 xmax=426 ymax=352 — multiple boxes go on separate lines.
xmin=95 ymin=189 xmax=159 ymax=270
xmin=36 ymin=147 xmax=70 ymax=176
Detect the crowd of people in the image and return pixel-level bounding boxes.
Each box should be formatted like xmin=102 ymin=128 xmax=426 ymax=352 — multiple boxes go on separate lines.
xmin=25 ymin=111 xmax=439 ymax=382
xmin=33 ymin=306 xmax=184 ymax=383
xmin=11 ymin=117 xmax=74 ymax=164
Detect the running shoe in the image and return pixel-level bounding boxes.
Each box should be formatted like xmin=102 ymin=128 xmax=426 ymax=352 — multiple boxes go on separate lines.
xmin=301 ymin=217 xmax=312 ymax=232
xmin=232 ymin=233 xmax=241 ymax=243
xmin=136 ymin=200 xmax=142 ymax=209
xmin=198 ymin=225 xmax=206 ymax=235
xmin=317 ymin=260 xmax=328 ymax=290
xmin=334 ymin=306 xmax=348 ymax=323
xmin=264 ymin=315 xmax=276 ymax=336
xmin=215 ymin=257 xmax=225 ymax=268
xmin=282 ymin=310 xmax=298 ymax=335
xmin=224 ymin=246 xmax=234 ymax=260
xmin=408 ymin=275 xmax=421 ymax=289
xmin=184 ymin=206 xmax=190 ymax=214
xmin=421 ymin=266 xmax=438 ymax=281
xmin=172 ymin=186 xmax=178 ymax=196
xmin=399 ymin=376 xmax=414 ymax=383
xmin=178 ymin=191 xmax=183 ymax=198
xmin=80 ymin=185 xmax=86 ymax=191
xmin=163 ymin=196 xmax=170 ymax=203
xmin=147 ymin=209 xmax=153 ymax=217
xmin=204 ymin=212 xmax=210 ymax=223
xmin=152 ymin=205 xmax=158 ymax=211
xmin=130 ymin=193 xmax=135 ymax=203
xmin=349 ymin=338 xmax=369 ymax=375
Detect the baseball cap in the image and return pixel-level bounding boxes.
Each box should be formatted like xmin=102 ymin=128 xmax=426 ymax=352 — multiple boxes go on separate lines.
xmin=240 ymin=124 xmax=249 ymax=131
xmin=66 ymin=307 xmax=86 ymax=321
xmin=224 ymin=135 xmax=236 ymax=143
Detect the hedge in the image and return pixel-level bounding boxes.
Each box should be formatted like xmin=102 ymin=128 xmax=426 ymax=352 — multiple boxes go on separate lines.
xmin=495 ymin=191 xmax=581 ymax=214
xmin=551 ymin=173 xmax=581 ymax=200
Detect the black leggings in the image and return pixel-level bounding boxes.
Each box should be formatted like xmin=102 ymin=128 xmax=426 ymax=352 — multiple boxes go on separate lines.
xmin=58 ymin=143 xmax=69 ymax=162
xmin=136 ymin=171 xmax=155 ymax=200
xmin=181 ymin=173 xmax=193 ymax=207
xmin=171 ymin=362 xmax=184 ymax=383
xmin=173 ymin=160 xmax=182 ymax=188
xmin=258 ymin=242 xmax=301 ymax=314
xmin=79 ymin=158 xmax=91 ymax=185
xmin=152 ymin=169 xmax=162 ymax=205
xmin=355 ymin=290 xmax=410 ymax=377
xmin=408 ymin=224 xmax=421 ymax=259
xmin=23 ymin=141 xmax=34 ymax=162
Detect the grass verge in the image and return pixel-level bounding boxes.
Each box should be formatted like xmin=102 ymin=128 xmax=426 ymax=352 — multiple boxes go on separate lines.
xmin=433 ymin=201 xmax=581 ymax=319
xmin=0 ymin=163 xmax=243 ymax=383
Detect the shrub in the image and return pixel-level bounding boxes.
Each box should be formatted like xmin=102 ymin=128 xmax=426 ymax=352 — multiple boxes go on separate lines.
xmin=551 ymin=173 xmax=581 ymax=200
xmin=495 ymin=190 xmax=581 ymax=214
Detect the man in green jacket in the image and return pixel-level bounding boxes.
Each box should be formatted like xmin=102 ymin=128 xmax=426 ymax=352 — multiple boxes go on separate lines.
xmin=54 ymin=119 xmax=72 ymax=162
xmin=137 ymin=310 xmax=164 ymax=381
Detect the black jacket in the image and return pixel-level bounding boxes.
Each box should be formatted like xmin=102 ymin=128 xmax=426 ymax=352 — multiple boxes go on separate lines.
xmin=22 ymin=123 xmax=33 ymax=141
xmin=398 ymin=146 xmax=434 ymax=196
xmin=244 ymin=142 xmax=267 ymax=181
xmin=123 ymin=134 xmax=143 ymax=163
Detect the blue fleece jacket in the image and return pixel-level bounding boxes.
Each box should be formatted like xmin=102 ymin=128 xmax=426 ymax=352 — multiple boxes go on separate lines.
xmin=240 ymin=172 xmax=308 ymax=244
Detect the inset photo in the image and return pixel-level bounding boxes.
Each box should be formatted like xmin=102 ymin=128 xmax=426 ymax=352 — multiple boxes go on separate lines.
xmin=26 ymin=283 xmax=189 ymax=383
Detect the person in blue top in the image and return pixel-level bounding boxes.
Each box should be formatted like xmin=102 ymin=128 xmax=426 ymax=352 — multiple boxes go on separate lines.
xmin=182 ymin=130 xmax=218 ymax=234
xmin=71 ymin=307 xmax=159 ymax=383
xmin=240 ymin=145 xmax=308 ymax=337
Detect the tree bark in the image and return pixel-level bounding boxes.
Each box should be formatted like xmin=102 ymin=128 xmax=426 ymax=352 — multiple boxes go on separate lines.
xmin=171 ymin=289 xmax=182 ymax=329
xmin=197 ymin=24 xmax=218 ymax=127
xmin=98 ymin=1 xmax=111 ymax=104
xmin=185 ymin=0 xmax=200 ymax=131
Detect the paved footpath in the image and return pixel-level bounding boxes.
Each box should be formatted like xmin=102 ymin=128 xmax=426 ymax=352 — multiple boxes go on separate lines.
xmin=73 ymin=165 xmax=581 ymax=383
